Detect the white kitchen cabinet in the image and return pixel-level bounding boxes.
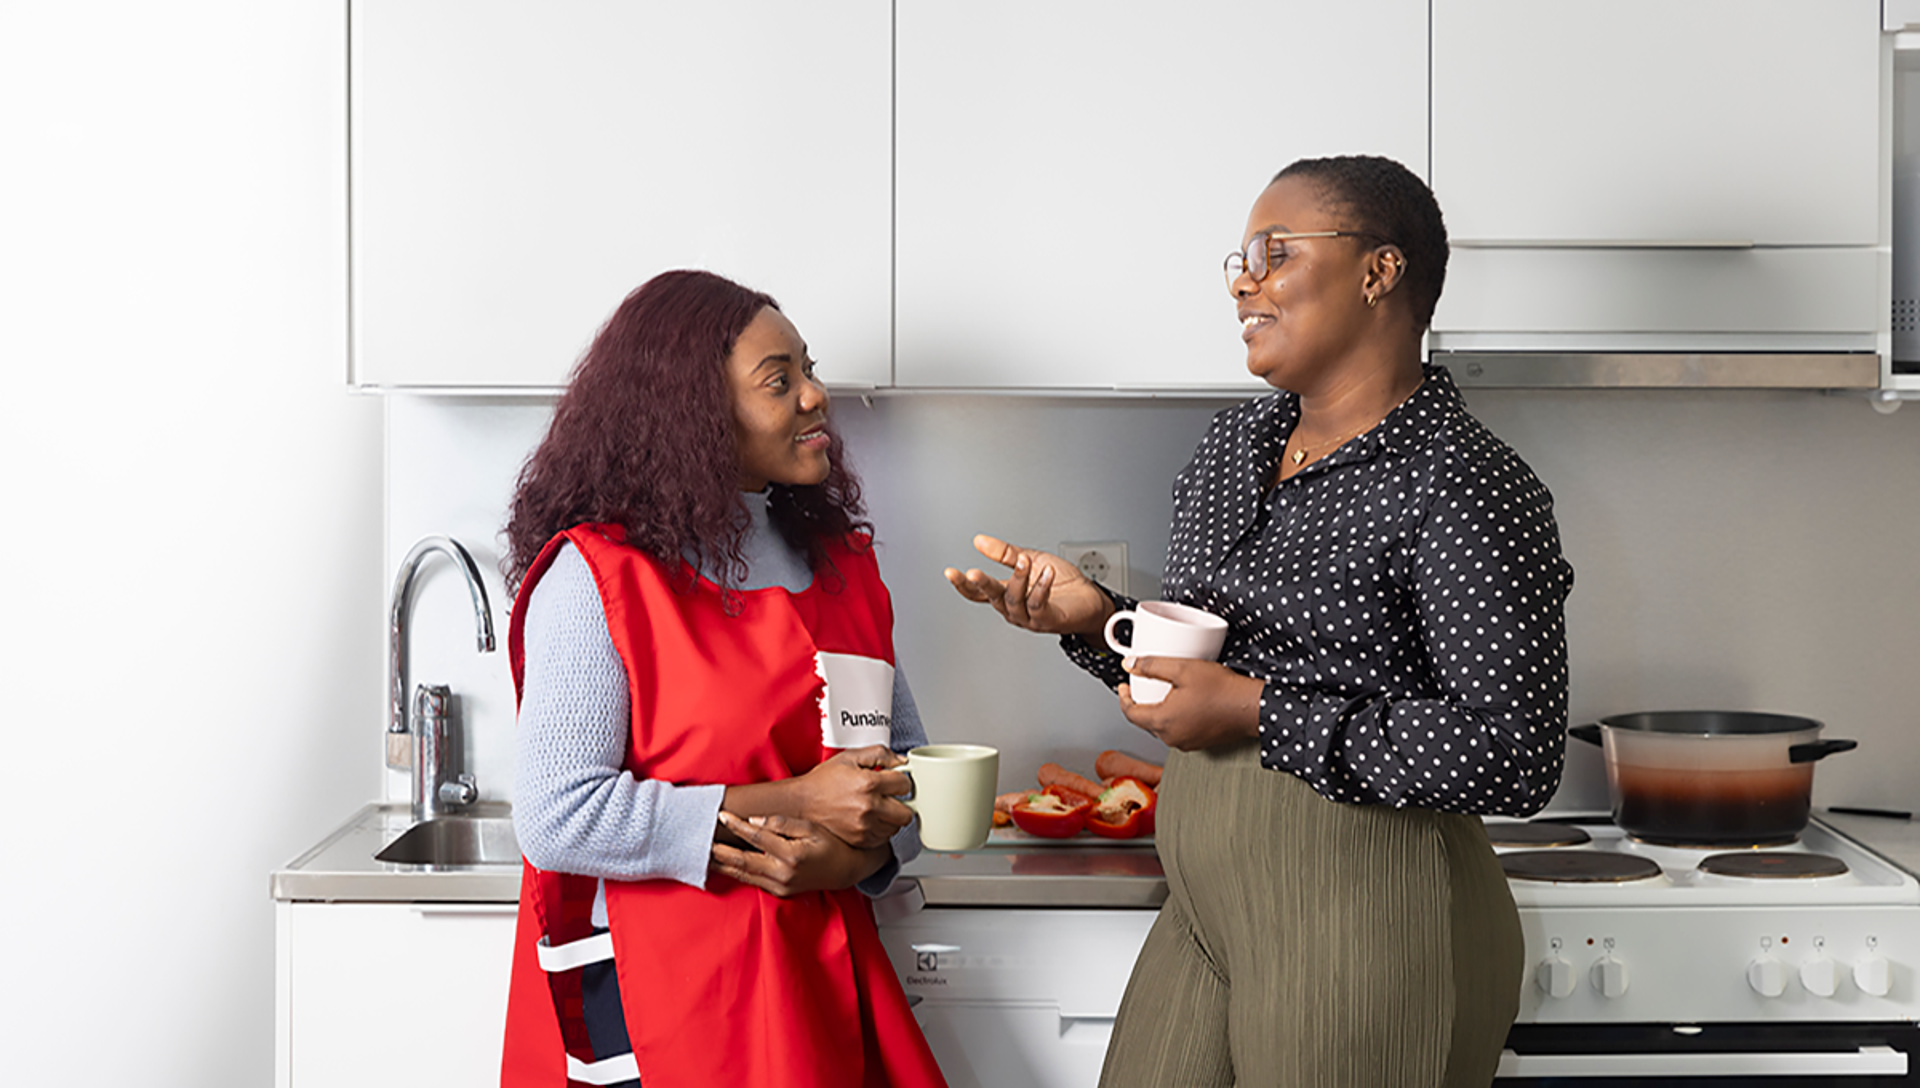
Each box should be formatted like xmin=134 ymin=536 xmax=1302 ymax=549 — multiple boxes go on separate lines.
xmin=876 ymin=907 xmax=1158 ymax=1088
xmin=1429 ymin=0 xmax=1883 ymax=351
xmin=276 ymin=901 xmax=517 ymax=1088
xmin=893 ymin=1 xmax=1429 ymax=391
xmin=349 ymin=0 xmax=892 ymax=389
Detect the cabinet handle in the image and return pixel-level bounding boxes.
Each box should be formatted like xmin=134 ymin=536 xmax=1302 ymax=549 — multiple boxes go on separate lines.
xmin=1497 ymin=1046 xmax=1906 ymax=1077
xmin=1452 ymin=239 xmax=1754 ymax=249
xmin=410 ymin=904 xmax=518 ymax=917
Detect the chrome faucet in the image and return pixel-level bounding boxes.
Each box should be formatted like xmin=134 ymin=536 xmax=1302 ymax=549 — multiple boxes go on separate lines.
xmin=387 ymin=535 xmax=496 ymax=822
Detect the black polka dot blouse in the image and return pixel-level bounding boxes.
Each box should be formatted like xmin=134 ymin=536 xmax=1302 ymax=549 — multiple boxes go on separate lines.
xmin=1066 ymin=365 xmax=1573 ymax=816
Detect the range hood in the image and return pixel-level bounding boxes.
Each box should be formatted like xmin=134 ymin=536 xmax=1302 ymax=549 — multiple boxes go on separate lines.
xmin=1434 ymin=351 xmax=1882 ymax=391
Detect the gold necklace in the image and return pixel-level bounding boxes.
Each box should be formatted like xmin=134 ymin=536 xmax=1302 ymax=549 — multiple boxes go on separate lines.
xmin=1288 ymin=419 xmax=1376 ymax=466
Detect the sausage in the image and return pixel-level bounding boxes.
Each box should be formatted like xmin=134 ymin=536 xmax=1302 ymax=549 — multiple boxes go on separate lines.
xmin=994 ymin=791 xmax=1030 ymax=817
xmin=1038 ymin=762 xmax=1107 ymax=802
xmin=1095 ymin=750 xmax=1164 ymax=788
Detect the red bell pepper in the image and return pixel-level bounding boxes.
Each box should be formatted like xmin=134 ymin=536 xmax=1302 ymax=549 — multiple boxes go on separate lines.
xmin=1010 ymin=786 xmax=1092 ymax=838
xmin=1087 ymin=777 xmax=1156 ymax=839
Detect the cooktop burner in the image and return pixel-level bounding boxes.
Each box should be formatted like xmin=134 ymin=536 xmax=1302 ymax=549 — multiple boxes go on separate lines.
xmin=1698 ymin=852 xmax=1850 ymax=880
xmin=1485 ymin=821 xmax=1593 ymax=848
xmin=1500 ymin=849 xmax=1664 ymax=883
xmin=1488 ymin=816 xmax=1913 ymax=908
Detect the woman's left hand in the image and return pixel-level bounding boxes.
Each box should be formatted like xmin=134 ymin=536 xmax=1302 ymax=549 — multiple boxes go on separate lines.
xmin=1118 ymin=657 xmax=1265 ymax=752
xmin=710 ymin=811 xmax=889 ymax=897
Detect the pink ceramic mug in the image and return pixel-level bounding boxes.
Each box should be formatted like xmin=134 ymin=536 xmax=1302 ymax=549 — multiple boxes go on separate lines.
xmin=1102 ymin=601 xmax=1228 ymax=704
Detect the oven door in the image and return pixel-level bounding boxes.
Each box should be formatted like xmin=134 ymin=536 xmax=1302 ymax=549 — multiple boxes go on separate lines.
xmin=1499 ymin=1023 xmax=1920 ymax=1085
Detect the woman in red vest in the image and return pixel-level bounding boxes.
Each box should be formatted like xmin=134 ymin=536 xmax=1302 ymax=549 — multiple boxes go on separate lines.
xmin=498 ymin=270 xmax=947 ymax=1087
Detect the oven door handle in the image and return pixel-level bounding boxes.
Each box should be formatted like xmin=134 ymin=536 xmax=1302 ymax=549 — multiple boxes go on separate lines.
xmin=1497 ymin=1045 xmax=1907 ymax=1078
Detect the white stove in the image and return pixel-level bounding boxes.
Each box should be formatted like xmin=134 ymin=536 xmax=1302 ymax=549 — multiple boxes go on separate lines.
xmin=1498 ymin=816 xmax=1920 ymax=1023
xmin=1495 ymin=815 xmax=1920 ymax=1082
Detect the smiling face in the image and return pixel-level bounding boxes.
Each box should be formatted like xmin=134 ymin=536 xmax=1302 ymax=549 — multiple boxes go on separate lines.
xmin=728 ymin=306 xmax=831 ymax=492
xmin=1231 ymin=175 xmax=1383 ymax=393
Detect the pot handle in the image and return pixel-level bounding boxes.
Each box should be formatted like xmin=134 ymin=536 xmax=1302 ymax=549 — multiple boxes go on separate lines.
xmin=1789 ymin=739 xmax=1859 ymax=764
xmin=1568 ymin=724 xmax=1603 ymax=747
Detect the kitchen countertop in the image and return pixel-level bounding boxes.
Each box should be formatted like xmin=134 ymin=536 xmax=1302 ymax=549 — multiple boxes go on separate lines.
xmin=271 ymin=803 xmax=1168 ymax=909
xmin=897 ymin=831 xmax=1166 ymax=909
xmin=271 ymin=801 xmax=521 ymax=903
xmin=272 ymin=804 xmax=1920 ymax=909
xmin=1817 ymin=807 xmax=1920 ymax=877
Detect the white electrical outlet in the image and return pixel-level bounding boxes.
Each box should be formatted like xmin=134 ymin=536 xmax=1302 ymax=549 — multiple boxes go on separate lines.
xmin=1060 ymin=540 xmax=1128 ymax=595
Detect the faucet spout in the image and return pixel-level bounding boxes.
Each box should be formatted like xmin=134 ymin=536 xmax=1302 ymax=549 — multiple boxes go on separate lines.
xmin=388 ymin=535 xmax=497 ymax=741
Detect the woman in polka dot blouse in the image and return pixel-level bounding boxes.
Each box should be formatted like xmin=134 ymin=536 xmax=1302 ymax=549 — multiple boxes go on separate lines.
xmin=946 ymin=155 xmax=1573 ymax=1087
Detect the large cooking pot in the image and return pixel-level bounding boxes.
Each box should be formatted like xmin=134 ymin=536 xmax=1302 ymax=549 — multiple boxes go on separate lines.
xmin=1567 ymin=711 xmax=1857 ymax=846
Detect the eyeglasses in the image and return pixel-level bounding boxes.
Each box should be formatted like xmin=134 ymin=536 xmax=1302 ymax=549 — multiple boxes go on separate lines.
xmin=1224 ymin=230 xmax=1390 ymax=288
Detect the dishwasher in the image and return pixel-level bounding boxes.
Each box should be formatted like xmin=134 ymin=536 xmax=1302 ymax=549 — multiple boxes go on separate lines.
xmin=873 ymin=836 xmax=1164 ymax=1088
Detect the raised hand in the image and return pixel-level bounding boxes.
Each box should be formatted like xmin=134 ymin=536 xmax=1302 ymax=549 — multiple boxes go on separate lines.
xmin=943 ymin=533 xmax=1114 ymax=637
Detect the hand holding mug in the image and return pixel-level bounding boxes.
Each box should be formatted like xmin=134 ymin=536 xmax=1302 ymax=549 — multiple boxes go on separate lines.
xmin=1103 ymin=601 xmax=1229 ymax=704
xmin=1119 ymin=656 xmax=1265 ymax=752
xmin=796 ymin=746 xmax=915 ymax=849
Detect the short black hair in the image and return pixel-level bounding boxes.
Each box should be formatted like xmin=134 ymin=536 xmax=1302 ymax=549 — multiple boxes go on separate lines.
xmin=1273 ymin=155 xmax=1448 ymax=333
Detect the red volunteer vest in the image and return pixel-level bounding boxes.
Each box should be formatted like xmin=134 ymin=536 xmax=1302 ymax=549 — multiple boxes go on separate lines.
xmin=498 ymin=524 xmax=944 ymax=1088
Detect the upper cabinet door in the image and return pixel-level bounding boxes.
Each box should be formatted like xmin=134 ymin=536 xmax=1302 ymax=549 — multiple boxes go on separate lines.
xmin=350 ymin=1 xmax=891 ymax=389
xmin=1429 ymin=0 xmax=1883 ymax=345
xmin=1433 ymin=0 xmax=1879 ymax=247
xmin=894 ymin=1 xmax=1429 ymax=391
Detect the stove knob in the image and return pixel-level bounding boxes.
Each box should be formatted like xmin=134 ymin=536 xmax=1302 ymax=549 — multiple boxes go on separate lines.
xmin=1747 ymin=955 xmax=1786 ymax=998
xmin=1536 ymin=955 xmax=1576 ymax=999
xmin=1589 ymin=954 xmax=1629 ymax=999
xmin=1855 ymin=953 xmax=1892 ymax=997
xmin=1800 ymin=955 xmax=1839 ymax=998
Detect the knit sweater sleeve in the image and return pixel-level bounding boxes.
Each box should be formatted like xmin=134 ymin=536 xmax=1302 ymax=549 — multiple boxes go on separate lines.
xmin=512 ymin=544 xmax=722 ymax=887
xmin=856 ymin=665 xmax=927 ymax=896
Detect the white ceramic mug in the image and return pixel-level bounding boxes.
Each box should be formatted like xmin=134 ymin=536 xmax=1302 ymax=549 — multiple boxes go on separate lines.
xmin=1103 ymin=600 xmax=1229 ymax=704
xmin=901 ymin=744 xmax=1000 ymax=851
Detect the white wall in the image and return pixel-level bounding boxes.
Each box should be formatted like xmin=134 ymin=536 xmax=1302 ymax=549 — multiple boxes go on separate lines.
xmin=0 ymin=4 xmax=381 ymax=1086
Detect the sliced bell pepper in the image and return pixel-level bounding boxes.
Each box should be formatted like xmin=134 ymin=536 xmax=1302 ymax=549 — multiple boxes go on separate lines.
xmin=1010 ymin=787 xmax=1092 ymax=838
xmin=1087 ymin=777 xmax=1156 ymax=839
xmin=1040 ymin=783 xmax=1096 ymax=809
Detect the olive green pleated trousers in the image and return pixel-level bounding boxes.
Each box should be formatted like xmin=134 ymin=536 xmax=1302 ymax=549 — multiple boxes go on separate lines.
xmin=1099 ymin=741 xmax=1522 ymax=1088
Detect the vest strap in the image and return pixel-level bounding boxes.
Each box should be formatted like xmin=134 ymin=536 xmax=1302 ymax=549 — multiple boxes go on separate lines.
xmin=536 ymin=931 xmax=615 ymax=973
xmin=567 ymin=1050 xmax=640 ymax=1085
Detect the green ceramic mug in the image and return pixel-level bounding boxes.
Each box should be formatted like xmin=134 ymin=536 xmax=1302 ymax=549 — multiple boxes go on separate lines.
xmin=901 ymin=744 xmax=999 ymax=851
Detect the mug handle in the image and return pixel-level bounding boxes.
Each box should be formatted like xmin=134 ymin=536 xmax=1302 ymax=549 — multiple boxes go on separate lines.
xmin=1103 ymin=609 xmax=1137 ymax=656
xmin=897 ymin=767 xmax=919 ymax=809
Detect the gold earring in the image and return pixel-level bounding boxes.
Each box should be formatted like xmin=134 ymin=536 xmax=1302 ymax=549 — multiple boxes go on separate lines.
xmin=1365 ymin=292 xmax=1378 ymax=308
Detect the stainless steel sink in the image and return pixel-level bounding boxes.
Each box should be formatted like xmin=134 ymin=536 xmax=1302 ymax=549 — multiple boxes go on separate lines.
xmin=375 ymin=816 xmax=521 ymax=867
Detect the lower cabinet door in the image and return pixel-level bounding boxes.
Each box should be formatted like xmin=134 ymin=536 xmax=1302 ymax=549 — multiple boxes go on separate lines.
xmin=876 ymin=907 xmax=1159 ymax=1088
xmin=913 ymin=1003 xmax=1116 ymax=1088
xmin=278 ymin=902 xmax=517 ymax=1088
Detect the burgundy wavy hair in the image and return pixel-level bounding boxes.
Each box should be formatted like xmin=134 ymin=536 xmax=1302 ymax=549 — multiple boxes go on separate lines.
xmin=503 ymin=269 xmax=870 ymax=598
